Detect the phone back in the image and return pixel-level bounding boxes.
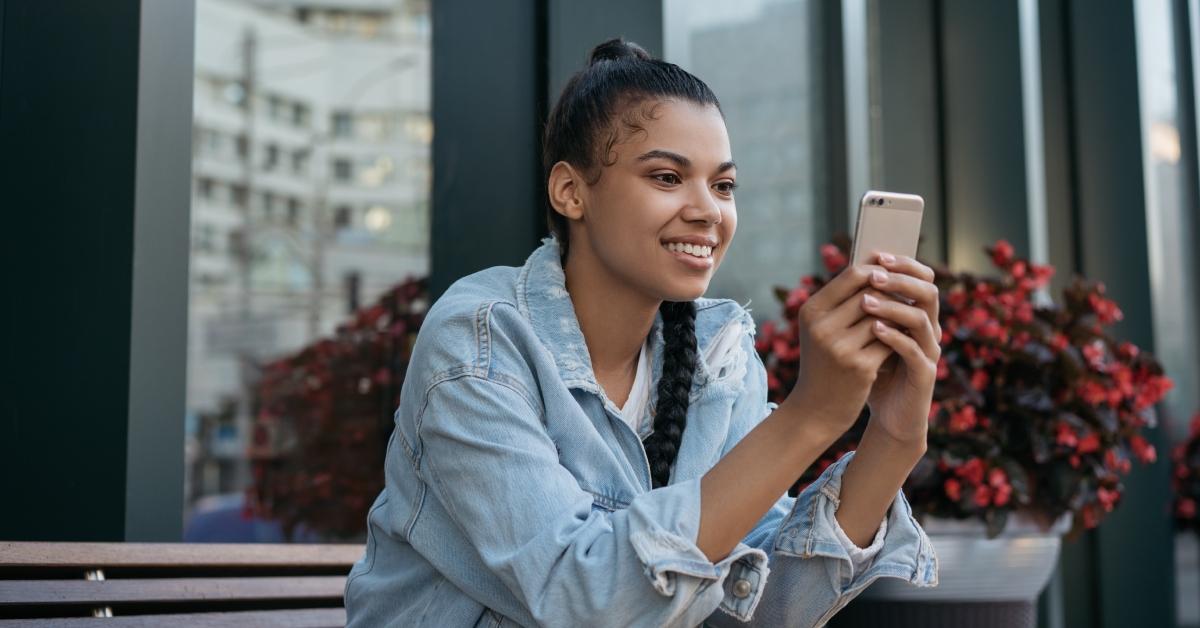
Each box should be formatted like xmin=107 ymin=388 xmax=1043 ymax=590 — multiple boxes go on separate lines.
xmin=850 ymin=191 xmax=925 ymax=266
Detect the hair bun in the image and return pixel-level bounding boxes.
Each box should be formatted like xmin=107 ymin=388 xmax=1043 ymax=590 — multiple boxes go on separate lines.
xmin=587 ymin=37 xmax=652 ymax=66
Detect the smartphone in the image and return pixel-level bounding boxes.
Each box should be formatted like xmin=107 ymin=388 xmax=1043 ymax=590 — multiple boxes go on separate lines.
xmin=851 ymin=190 xmax=925 ymax=371
xmin=850 ymin=190 xmax=925 ymax=267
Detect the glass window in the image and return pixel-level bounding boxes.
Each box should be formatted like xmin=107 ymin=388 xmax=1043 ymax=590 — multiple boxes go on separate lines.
xmin=334 ymin=205 xmax=354 ymax=230
xmin=187 ymin=0 xmax=431 ymax=543
xmin=291 ymin=148 xmax=309 ymax=174
xmin=663 ymin=0 xmax=831 ymax=319
xmin=332 ymin=110 xmax=353 ymax=138
xmin=264 ymin=143 xmax=279 ymax=170
xmin=332 ymin=157 xmax=354 ymax=181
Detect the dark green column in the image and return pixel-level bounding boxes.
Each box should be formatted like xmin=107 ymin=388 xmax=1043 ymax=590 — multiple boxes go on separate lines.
xmin=1062 ymin=1 xmax=1177 ymax=626
xmin=0 ymin=0 xmax=194 ymax=541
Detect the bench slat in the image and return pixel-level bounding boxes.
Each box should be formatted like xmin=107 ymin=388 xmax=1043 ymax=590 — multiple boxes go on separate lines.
xmin=0 ymin=608 xmax=346 ymax=627
xmin=0 ymin=576 xmax=345 ymax=606
xmin=0 ymin=543 xmax=362 ymax=569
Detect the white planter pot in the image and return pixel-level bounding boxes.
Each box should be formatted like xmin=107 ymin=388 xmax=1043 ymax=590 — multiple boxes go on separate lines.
xmin=857 ymin=510 xmax=1073 ymax=603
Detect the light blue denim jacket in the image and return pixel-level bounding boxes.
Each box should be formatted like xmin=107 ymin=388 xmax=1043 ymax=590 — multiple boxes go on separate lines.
xmin=344 ymin=236 xmax=939 ymax=627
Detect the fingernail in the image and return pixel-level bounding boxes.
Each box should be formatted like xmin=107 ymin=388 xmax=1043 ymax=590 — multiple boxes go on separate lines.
xmin=879 ymin=252 xmax=895 ymax=264
xmin=863 ymin=293 xmax=879 ymax=308
xmin=872 ymin=270 xmax=887 ymax=284
xmin=875 ymin=320 xmax=887 ymax=332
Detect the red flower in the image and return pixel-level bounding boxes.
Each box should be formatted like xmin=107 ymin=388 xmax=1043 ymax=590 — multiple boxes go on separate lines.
xmin=1050 ymin=333 xmax=1070 ymax=352
xmin=956 ymin=457 xmax=986 ymax=485
xmin=1117 ymin=341 xmax=1139 ymax=361
xmin=944 ymin=478 xmax=962 ymax=501
xmin=970 ymin=369 xmax=989 ymax=391
xmin=1106 ymin=448 xmax=1133 ymax=474
xmin=821 ymin=244 xmax=847 ymax=273
xmin=994 ymin=485 xmax=1012 ymax=506
xmin=1130 ymin=435 xmax=1157 ymax=464
xmin=987 ymin=467 xmax=1007 ymax=487
xmin=1179 ymin=498 xmax=1197 ymax=519
xmin=1097 ymin=487 xmax=1119 ymax=512
xmin=991 ymin=239 xmax=1014 ymax=267
xmin=1088 ymin=292 xmax=1124 ymax=324
xmin=974 ymin=484 xmax=993 ymax=508
xmin=1077 ymin=432 xmax=1101 ymax=454
xmin=1014 ymin=302 xmax=1034 ymax=324
xmin=947 ymin=289 xmax=968 ymax=310
xmin=1056 ymin=422 xmax=1079 ymax=448
xmin=936 ymin=356 xmax=950 ymax=380
xmin=949 ymin=405 xmax=979 ymax=433
xmin=1030 ymin=263 xmax=1055 ymax=287
xmin=1077 ymin=380 xmax=1108 ymax=406
xmin=1082 ymin=341 xmax=1106 ymax=371
xmin=1011 ymin=260 xmax=1027 ymax=279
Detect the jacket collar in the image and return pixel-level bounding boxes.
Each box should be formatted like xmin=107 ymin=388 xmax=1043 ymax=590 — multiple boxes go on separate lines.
xmin=516 ymin=236 xmax=665 ymax=418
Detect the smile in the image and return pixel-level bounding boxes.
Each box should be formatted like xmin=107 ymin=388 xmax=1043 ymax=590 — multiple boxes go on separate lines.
xmin=661 ymin=242 xmax=714 ymax=258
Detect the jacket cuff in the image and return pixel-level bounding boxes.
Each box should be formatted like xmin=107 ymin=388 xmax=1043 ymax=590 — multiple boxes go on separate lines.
xmin=772 ymin=450 xmax=939 ymax=591
xmin=626 ymin=477 xmax=771 ymax=622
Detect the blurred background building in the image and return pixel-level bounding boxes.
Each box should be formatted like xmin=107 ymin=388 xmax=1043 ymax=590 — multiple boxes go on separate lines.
xmin=184 ymin=0 xmax=430 ymax=510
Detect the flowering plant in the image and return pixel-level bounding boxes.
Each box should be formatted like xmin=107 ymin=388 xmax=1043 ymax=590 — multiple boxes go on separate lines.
xmin=1172 ymin=412 xmax=1200 ymax=534
xmin=758 ymin=236 xmax=1173 ymax=539
xmin=247 ymin=276 xmax=428 ymax=541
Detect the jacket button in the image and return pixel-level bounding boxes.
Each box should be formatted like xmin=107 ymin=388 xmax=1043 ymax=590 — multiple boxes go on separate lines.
xmin=732 ymin=578 xmax=752 ymax=599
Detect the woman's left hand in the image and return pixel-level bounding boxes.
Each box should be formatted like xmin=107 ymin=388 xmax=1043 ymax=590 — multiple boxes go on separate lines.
xmin=859 ymin=252 xmax=941 ymax=447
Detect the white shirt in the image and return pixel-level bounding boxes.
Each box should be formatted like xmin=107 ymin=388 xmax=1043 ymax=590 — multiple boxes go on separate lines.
xmin=617 ymin=336 xmax=653 ymax=432
xmin=621 ymin=322 xmax=888 ymax=576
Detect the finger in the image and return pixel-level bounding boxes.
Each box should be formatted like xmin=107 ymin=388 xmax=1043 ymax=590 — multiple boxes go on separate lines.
xmin=859 ymin=338 xmax=894 ymax=370
xmin=833 ymin=313 xmax=887 ymax=353
xmin=805 ymin=264 xmax=885 ymax=313
xmin=871 ymin=320 xmax=936 ymax=382
xmin=821 ymin=286 xmax=889 ymax=334
xmin=861 ymin=293 xmax=940 ymax=359
xmin=866 ymin=268 xmax=941 ymax=339
xmin=875 ymin=251 xmax=935 ymax=283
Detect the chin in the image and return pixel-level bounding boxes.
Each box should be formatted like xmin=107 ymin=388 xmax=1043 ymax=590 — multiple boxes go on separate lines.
xmin=660 ymin=280 xmax=710 ymax=303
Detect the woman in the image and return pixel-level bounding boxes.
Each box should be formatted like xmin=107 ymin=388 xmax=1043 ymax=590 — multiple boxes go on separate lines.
xmin=345 ymin=38 xmax=939 ymax=627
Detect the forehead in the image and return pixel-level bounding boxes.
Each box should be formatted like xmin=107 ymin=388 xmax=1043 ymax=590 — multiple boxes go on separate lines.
xmin=611 ymin=99 xmax=731 ymax=164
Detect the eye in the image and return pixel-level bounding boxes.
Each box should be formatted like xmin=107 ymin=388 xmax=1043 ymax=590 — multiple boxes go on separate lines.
xmin=715 ymin=180 xmax=738 ymax=195
xmin=651 ymin=172 xmax=681 ymax=185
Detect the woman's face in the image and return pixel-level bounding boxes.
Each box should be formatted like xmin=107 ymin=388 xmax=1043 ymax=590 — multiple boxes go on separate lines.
xmin=571 ymin=99 xmax=737 ymax=303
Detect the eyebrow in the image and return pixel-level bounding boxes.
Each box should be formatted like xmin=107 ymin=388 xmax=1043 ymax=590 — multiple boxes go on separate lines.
xmin=636 ymin=149 xmax=736 ymax=174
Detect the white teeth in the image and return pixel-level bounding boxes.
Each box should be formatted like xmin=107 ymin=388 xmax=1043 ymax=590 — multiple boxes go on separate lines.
xmin=663 ymin=242 xmax=714 ymax=258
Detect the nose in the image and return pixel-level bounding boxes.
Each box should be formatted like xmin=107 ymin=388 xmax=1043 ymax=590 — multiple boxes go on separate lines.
xmin=683 ymin=184 xmax=722 ymax=226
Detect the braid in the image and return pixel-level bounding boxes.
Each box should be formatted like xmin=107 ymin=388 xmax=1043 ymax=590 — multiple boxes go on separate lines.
xmin=644 ymin=300 xmax=698 ymax=488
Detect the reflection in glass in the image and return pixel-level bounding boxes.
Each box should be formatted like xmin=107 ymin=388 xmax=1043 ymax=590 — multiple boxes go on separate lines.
xmin=663 ymin=0 xmax=830 ymax=321
xmin=186 ymin=0 xmax=431 ymax=542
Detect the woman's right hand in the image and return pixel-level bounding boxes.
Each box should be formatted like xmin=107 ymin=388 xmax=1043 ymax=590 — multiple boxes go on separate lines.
xmin=778 ymin=264 xmax=896 ymax=440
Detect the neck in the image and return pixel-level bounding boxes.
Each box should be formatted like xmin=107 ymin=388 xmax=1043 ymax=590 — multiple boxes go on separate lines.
xmin=562 ymin=241 xmax=659 ymax=382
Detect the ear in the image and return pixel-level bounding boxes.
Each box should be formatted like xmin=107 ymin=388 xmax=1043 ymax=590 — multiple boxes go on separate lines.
xmin=547 ymin=161 xmax=587 ymax=222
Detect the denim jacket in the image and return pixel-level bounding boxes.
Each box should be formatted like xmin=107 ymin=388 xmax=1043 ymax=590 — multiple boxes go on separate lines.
xmin=344 ymin=236 xmax=939 ymax=627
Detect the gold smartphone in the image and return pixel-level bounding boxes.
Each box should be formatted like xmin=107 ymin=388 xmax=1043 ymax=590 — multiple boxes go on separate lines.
xmin=851 ymin=190 xmax=925 ymax=371
xmin=850 ymin=190 xmax=925 ymax=267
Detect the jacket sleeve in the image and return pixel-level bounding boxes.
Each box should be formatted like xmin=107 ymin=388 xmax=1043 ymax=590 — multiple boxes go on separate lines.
xmin=415 ymin=373 xmax=770 ymax=628
xmin=703 ymin=332 xmax=940 ymax=627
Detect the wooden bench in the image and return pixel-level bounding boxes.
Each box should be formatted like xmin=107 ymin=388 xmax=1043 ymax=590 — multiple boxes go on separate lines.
xmin=0 ymin=542 xmax=363 ymax=627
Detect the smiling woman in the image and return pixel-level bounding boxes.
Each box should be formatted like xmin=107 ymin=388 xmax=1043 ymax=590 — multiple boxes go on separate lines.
xmin=344 ymin=37 xmax=939 ymax=628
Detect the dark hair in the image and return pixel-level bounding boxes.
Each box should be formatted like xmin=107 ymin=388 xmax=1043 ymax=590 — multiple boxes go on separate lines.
xmin=542 ymin=38 xmax=722 ymax=488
